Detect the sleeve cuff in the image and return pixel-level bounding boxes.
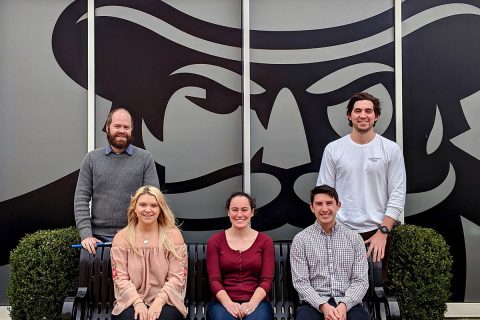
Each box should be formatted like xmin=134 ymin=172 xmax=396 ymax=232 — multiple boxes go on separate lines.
xmin=385 ymin=207 xmax=401 ymax=221
xmin=313 ymin=296 xmax=330 ymax=311
xmin=335 ymin=298 xmax=353 ymax=311
xmin=210 ymin=283 xmax=225 ymax=297
xmin=258 ymin=282 xmax=271 ymax=295
xmin=79 ymin=229 xmax=92 ymax=241
xmin=156 ymin=292 xmax=168 ymax=306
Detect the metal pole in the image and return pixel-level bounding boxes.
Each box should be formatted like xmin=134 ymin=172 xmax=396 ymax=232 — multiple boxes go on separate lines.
xmin=394 ymin=0 xmax=404 ymax=224
xmin=87 ymin=0 xmax=96 ymax=151
xmin=242 ymin=0 xmax=251 ymax=193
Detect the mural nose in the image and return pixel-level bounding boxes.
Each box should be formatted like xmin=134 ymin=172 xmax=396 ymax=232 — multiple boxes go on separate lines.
xmin=252 ymin=88 xmax=311 ymax=169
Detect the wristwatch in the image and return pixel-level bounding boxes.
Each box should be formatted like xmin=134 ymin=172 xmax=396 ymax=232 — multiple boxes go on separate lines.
xmin=379 ymin=225 xmax=391 ymax=234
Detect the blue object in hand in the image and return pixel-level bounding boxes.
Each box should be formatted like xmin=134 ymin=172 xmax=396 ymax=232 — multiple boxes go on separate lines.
xmin=71 ymin=242 xmax=112 ymax=249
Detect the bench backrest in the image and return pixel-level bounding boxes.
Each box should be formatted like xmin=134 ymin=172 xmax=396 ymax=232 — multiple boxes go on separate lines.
xmin=184 ymin=242 xmax=298 ymax=319
xmin=185 ymin=243 xmax=210 ymax=319
xmin=78 ymin=246 xmax=115 ymax=319
xmin=79 ymin=242 xmax=298 ymax=320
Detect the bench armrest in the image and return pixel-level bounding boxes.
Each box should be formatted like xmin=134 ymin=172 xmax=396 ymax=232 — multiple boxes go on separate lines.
xmin=62 ymin=287 xmax=88 ymax=320
xmin=370 ymin=260 xmax=400 ymax=320
xmin=373 ymin=286 xmax=401 ymax=320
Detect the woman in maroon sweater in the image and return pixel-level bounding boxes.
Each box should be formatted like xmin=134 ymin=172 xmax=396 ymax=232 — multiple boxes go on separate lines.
xmin=206 ymin=192 xmax=275 ymax=320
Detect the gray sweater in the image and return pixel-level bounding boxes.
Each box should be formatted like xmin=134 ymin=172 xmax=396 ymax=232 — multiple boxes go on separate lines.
xmin=74 ymin=145 xmax=159 ymax=240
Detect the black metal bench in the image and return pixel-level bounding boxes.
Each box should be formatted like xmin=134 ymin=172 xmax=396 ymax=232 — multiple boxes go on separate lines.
xmin=62 ymin=241 xmax=400 ymax=320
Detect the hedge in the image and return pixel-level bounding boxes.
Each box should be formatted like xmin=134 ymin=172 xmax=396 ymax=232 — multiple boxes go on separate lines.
xmin=7 ymin=227 xmax=80 ymax=320
xmin=387 ymin=225 xmax=453 ymax=320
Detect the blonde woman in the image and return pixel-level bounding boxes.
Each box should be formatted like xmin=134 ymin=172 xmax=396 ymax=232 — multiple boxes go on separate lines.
xmin=111 ymin=186 xmax=187 ymax=320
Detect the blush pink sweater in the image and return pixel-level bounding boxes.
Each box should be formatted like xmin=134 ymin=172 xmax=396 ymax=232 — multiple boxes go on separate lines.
xmin=110 ymin=228 xmax=187 ymax=316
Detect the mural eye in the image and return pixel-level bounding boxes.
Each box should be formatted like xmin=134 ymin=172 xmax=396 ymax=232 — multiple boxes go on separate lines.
xmin=143 ymin=64 xmax=266 ymax=183
xmin=143 ymin=86 xmax=242 ymax=182
xmin=326 ymin=83 xmax=393 ymax=137
xmin=306 ymin=63 xmax=394 ymax=137
xmin=171 ymin=64 xmax=265 ymax=114
xmin=186 ymin=90 xmax=239 ymax=114
xmin=292 ymin=82 xmax=393 ymax=206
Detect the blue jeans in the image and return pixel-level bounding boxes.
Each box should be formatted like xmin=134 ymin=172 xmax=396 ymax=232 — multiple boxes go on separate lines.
xmin=206 ymin=299 xmax=274 ymax=320
xmin=295 ymin=300 xmax=370 ymax=320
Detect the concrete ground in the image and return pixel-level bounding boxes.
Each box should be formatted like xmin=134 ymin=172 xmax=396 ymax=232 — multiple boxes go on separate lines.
xmin=0 ymin=304 xmax=478 ymax=319
xmin=0 ymin=307 xmax=9 ymax=320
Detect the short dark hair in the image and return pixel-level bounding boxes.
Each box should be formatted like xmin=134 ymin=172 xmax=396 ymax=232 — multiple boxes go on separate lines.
xmin=346 ymin=92 xmax=381 ymax=127
xmin=310 ymin=185 xmax=339 ymax=204
xmin=225 ymin=191 xmax=256 ymax=210
xmin=105 ymin=107 xmax=134 ymax=130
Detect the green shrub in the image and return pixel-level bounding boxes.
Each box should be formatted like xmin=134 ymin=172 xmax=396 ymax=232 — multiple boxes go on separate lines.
xmin=387 ymin=224 xmax=453 ymax=320
xmin=7 ymin=227 xmax=81 ymax=320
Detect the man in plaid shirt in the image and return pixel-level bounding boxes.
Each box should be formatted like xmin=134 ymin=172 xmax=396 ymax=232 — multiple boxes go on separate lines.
xmin=291 ymin=185 xmax=369 ymax=320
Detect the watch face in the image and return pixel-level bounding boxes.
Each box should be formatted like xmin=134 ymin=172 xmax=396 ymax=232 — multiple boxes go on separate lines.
xmin=380 ymin=226 xmax=390 ymax=234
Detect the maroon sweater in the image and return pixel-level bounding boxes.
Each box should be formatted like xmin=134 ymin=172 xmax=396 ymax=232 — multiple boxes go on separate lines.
xmin=206 ymin=231 xmax=274 ymax=302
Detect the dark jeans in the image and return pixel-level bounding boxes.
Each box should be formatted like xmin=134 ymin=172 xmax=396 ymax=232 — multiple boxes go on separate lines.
xmin=112 ymin=304 xmax=184 ymax=320
xmin=295 ymin=299 xmax=370 ymax=320
xmin=206 ymin=299 xmax=273 ymax=320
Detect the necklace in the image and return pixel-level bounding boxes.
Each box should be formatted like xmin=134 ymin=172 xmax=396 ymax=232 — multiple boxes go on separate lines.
xmin=143 ymin=239 xmax=148 ymax=246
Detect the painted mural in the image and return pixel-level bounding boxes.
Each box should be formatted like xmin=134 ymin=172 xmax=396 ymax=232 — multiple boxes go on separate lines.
xmin=1 ymin=0 xmax=479 ymax=302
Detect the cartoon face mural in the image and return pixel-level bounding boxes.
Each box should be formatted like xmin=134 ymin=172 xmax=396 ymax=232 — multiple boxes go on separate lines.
xmin=51 ymin=0 xmax=397 ymax=233
xmin=1 ymin=0 xmax=479 ymax=303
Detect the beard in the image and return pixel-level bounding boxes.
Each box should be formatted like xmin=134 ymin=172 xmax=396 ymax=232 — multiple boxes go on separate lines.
xmin=107 ymin=131 xmax=132 ymax=150
xmin=352 ymin=121 xmax=374 ymax=133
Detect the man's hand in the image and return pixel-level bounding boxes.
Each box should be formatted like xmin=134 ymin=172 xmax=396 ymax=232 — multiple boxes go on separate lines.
xmin=335 ymin=302 xmax=347 ymax=320
xmin=320 ymin=303 xmax=341 ymax=320
xmin=81 ymin=237 xmax=101 ymax=254
xmin=365 ymin=231 xmax=387 ymax=262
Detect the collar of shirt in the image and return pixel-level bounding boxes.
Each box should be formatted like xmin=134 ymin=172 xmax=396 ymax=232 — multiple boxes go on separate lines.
xmin=104 ymin=144 xmax=133 ymax=155
xmin=313 ymin=221 xmax=339 ymax=236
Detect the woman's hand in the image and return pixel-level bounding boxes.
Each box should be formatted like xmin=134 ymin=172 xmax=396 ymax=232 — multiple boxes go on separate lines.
xmin=223 ymin=300 xmax=242 ymax=318
xmin=147 ymin=298 xmax=164 ymax=320
xmin=133 ymin=301 xmax=148 ymax=320
xmin=240 ymin=301 xmax=259 ymax=318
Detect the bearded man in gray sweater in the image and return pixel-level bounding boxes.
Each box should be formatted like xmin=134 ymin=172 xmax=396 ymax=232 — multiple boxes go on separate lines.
xmin=74 ymin=108 xmax=159 ymax=253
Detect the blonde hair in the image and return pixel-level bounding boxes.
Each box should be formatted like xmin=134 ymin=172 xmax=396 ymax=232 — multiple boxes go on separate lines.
xmin=125 ymin=185 xmax=180 ymax=257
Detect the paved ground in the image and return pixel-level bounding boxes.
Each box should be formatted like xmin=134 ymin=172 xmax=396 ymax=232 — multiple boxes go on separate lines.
xmin=0 ymin=307 xmax=9 ymax=320
xmin=0 ymin=305 xmax=478 ymax=319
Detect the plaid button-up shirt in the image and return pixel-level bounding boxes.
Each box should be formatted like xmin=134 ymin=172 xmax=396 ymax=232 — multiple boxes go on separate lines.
xmin=290 ymin=222 xmax=368 ymax=311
